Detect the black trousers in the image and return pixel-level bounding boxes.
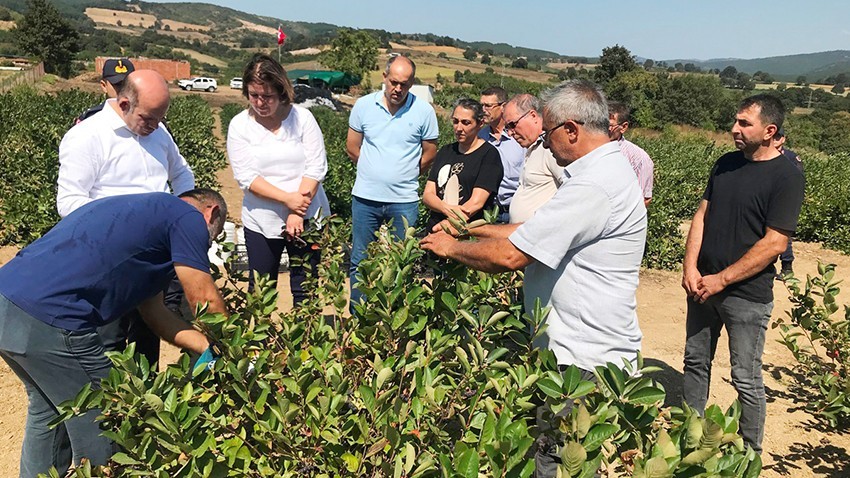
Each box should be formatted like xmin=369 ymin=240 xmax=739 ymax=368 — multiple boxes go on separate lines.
xmin=98 ymin=273 xmax=187 ymax=367
xmin=243 ymin=227 xmax=320 ymax=305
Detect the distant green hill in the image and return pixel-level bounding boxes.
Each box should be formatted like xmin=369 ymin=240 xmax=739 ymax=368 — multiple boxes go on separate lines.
xmin=664 ymin=50 xmax=850 ymax=81
xmin=456 ymin=41 xmax=563 ymax=60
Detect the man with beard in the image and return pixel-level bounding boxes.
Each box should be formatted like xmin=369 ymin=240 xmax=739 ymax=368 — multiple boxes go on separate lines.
xmin=681 ymin=94 xmax=805 ymax=454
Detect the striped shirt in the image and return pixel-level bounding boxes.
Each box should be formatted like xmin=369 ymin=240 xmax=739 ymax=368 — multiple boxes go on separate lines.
xmin=618 ymin=136 xmax=654 ymax=200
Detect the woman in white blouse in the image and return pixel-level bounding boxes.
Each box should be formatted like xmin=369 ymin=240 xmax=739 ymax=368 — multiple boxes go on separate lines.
xmin=227 ymin=53 xmax=330 ymax=303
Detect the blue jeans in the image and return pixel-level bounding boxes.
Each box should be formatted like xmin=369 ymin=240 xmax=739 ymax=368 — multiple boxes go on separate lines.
xmin=349 ymin=196 xmax=418 ymax=311
xmin=682 ymin=294 xmax=772 ymax=453
xmin=0 ymin=295 xmax=114 ymax=477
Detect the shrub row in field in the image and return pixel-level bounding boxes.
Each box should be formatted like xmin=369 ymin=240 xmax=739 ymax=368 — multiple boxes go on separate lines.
xmin=0 ymin=88 xmax=227 ymax=246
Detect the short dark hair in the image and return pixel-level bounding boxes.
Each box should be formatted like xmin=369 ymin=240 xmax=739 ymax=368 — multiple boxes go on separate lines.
xmin=453 ymin=98 xmax=485 ymax=123
xmin=179 ymin=188 xmax=228 ymax=225
xmin=608 ymin=101 xmax=631 ymax=123
xmin=740 ymin=94 xmax=785 ymax=131
xmin=481 ymin=86 xmax=508 ymax=103
xmin=242 ymin=53 xmax=295 ymax=105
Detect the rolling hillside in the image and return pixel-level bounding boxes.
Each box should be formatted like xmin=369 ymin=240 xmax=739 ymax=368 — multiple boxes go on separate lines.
xmin=664 ymin=50 xmax=850 ymax=81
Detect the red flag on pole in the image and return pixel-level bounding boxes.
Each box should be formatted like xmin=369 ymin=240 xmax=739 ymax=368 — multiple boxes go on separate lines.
xmin=277 ymin=26 xmax=286 ymax=46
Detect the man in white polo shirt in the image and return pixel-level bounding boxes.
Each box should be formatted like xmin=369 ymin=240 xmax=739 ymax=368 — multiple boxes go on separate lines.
xmin=345 ymin=55 xmax=439 ymax=310
xmin=57 ymin=70 xmax=195 ymax=365
xmin=421 ymin=79 xmax=646 ymax=477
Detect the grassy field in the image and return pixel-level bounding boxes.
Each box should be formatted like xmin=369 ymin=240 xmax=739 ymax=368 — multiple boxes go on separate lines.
xmin=85 ymin=7 xmax=157 ymax=28
xmin=173 ymin=48 xmax=227 ymax=67
xmin=369 ymin=50 xmax=557 ymax=86
xmin=754 ymin=81 xmax=848 ymax=96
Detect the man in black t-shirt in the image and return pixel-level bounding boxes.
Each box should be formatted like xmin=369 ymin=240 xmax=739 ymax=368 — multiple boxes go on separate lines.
xmin=681 ymin=95 xmax=805 ymax=454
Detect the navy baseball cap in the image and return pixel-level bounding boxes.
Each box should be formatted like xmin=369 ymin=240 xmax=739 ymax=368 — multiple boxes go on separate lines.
xmin=102 ymin=58 xmax=135 ymax=84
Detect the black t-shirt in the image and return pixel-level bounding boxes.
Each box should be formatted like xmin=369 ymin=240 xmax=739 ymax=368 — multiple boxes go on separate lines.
xmin=427 ymin=141 xmax=503 ymax=230
xmin=698 ymin=150 xmax=805 ymax=302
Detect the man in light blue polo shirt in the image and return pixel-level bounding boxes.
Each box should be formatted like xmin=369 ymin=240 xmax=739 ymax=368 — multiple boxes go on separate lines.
xmin=420 ymin=80 xmax=646 ymax=477
xmin=479 ymin=86 xmax=525 ymax=223
xmin=346 ymin=55 xmax=439 ymax=309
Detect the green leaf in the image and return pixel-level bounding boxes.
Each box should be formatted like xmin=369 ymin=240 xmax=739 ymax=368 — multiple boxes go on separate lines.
xmin=561 ymin=441 xmax=587 ymax=477
xmin=110 ymin=452 xmax=141 ymax=465
xmin=581 ymin=423 xmax=618 ymax=451
xmin=455 ymin=448 xmax=479 ymax=478
xmin=143 ymin=393 xmax=164 ymax=412
xmin=441 ymin=292 xmax=458 ymax=311
xmin=567 ymin=380 xmax=596 ymax=399
xmin=376 ymin=367 xmax=394 ymax=390
xmin=642 ymin=456 xmax=673 ymax=478
xmin=537 ymin=378 xmax=564 ymax=399
xmin=627 ymin=386 xmax=666 ymax=406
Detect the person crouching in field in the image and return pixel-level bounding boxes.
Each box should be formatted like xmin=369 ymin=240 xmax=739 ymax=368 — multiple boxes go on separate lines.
xmin=0 ymin=190 xmax=227 ymax=477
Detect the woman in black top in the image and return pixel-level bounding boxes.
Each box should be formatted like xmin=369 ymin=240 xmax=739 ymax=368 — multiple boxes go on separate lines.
xmin=424 ymin=98 xmax=504 ymax=232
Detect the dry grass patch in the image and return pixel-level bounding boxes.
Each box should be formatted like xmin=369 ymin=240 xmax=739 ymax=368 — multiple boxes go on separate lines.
xmin=85 ymin=7 xmax=156 ymax=28
xmin=173 ymin=48 xmax=227 ymax=67
xmin=0 ymin=21 xmax=15 ymax=31
xmin=238 ymin=19 xmax=277 ymax=36
xmin=161 ymin=19 xmax=210 ymax=32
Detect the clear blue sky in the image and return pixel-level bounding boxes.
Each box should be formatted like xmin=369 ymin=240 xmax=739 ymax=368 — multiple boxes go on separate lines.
xmin=149 ymin=0 xmax=849 ymax=60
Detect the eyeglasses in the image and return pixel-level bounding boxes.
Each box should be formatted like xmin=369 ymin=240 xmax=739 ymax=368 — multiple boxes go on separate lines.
xmin=609 ymin=121 xmax=626 ymax=130
xmin=248 ymin=92 xmax=279 ymax=103
xmin=481 ymin=102 xmax=504 ymax=109
xmin=504 ymin=110 xmax=532 ymax=132
xmin=542 ymin=119 xmax=585 ymax=143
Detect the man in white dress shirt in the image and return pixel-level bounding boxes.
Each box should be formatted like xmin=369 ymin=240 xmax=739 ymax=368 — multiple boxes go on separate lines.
xmin=57 ymin=70 xmax=195 ymax=365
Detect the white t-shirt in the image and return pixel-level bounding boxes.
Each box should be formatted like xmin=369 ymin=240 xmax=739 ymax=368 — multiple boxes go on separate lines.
xmin=227 ymin=105 xmax=330 ymax=238
xmin=57 ymin=99 xmax=195 ymax=217
xmin=509 ymin=142 xmax=646 ymax=371
xmin=509 ymin=138 xmax=565 ymax=223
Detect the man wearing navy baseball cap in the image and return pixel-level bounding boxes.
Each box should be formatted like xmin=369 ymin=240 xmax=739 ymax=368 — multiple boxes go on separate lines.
xmin=75 ymin=58 xmax=135 ymax=123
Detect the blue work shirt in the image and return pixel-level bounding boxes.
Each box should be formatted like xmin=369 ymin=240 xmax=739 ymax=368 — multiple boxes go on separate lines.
xmin=349 ymin=91 xmax=439 ymax=203
xmin=479 ymin=125 xmax=526 ymax=207
xmin=0 ymin=193 xmax=211 ymax=331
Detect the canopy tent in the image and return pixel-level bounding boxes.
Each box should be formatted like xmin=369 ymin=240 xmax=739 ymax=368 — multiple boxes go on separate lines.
xmin=286 ymin=69 xmax=360 ymax=90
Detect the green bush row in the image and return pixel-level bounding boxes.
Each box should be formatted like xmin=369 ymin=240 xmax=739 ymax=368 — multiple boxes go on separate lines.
xmin=0 ymin=88 xmax=227 ymax=246
xmin=46 ymin=220 xmax=761 ymax=477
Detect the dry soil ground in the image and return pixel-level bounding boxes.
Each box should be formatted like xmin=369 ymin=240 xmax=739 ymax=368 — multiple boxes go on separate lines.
xmin=0 ymin=79 xmax=847 ymax=475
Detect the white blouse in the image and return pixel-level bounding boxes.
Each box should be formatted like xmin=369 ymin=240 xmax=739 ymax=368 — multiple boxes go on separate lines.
xmin=227 ymin=105 xmax=330 ymax=238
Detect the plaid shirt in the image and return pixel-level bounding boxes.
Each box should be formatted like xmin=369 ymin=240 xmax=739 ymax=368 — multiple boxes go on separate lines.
xmin=618 ymin=136 xmax=654 ymax=200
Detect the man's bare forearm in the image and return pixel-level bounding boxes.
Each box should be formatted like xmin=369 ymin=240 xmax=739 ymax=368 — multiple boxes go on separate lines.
xmin=445 ymin=238 xmax=527 ymax=273
xmin=717 ymin=231 xmax=789 ymax=287
xmin=469 ymin=223 xmax=520 ymax=239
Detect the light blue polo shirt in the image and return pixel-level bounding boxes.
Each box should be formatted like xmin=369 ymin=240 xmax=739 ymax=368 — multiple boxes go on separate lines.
xmin=350 ymin=91 xmax=439 ymax=203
